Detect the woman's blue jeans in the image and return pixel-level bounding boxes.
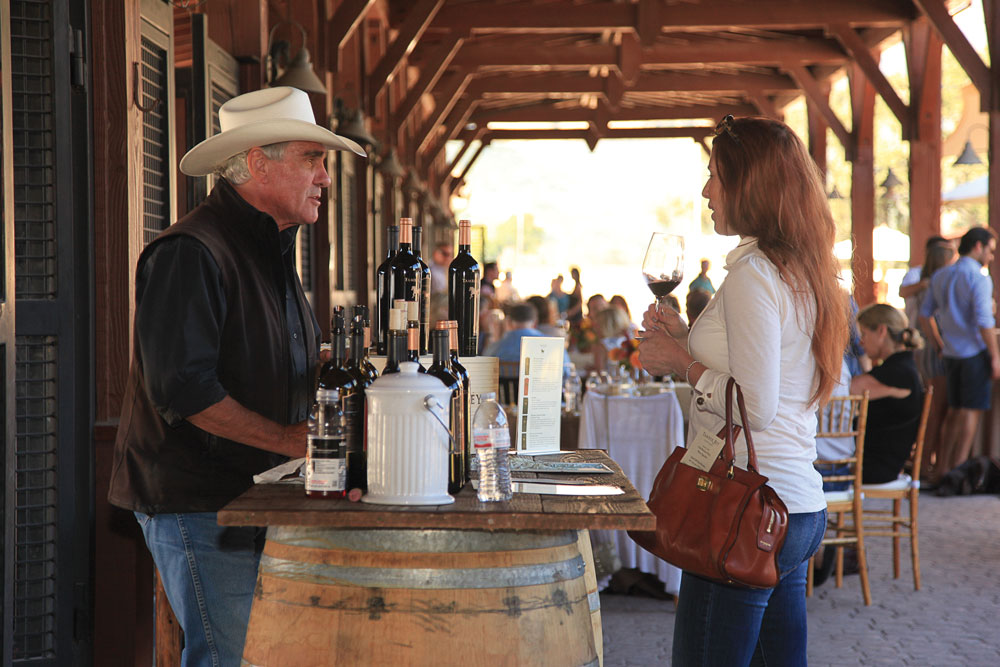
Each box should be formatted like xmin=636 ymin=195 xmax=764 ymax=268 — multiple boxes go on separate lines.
xmin=135 ymin=512 xmax=264 ymax=667
xmin=671 ymin=509 xmax=827 ymax=667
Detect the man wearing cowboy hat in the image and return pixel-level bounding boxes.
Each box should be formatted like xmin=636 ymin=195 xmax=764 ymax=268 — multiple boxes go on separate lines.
xmin=108 ymin=87 xmax=365 ymax=665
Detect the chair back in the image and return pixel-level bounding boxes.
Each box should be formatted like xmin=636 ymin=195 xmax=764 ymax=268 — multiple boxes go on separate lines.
xmin=498 ymin=361 xmax=520 ymax=407
xmin=815 ymin=393 xmax=870 ymax=496
xmin=909 ymin=386 xmax=934 ymax=483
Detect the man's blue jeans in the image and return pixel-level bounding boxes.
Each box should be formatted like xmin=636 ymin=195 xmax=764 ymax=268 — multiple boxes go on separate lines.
xmin=671 ymin=509 xmax=827 ymax=667
xmin=135 ymin=512 xmax=264 ymax=667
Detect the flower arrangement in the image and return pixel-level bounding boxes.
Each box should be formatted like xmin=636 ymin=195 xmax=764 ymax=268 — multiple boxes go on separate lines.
xmin=568 ymin=319 xmax=598 ymax=353
xmin=608 ymin=337 xmax=642 ymax=373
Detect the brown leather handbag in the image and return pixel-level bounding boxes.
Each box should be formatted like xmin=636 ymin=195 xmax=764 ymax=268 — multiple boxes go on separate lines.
xmin=628 ymin=378 xmax=789 ymax=589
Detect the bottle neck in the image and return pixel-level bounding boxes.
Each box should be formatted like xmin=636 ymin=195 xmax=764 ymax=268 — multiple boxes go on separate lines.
xmin=332 ymin=331 xmax=346 ymax=366
xmin=348 ymin=331 xmax=364 ymax=363
xmin=386 ymin=228 xmax=399 ymax=258
xmin=432 ymin=333 xmax=450 ymax=366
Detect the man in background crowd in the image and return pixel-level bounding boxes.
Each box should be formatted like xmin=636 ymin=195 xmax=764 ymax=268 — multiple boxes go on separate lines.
xmin=919 ymin=226 xmax=1000 ymax=486
xmin=688 ymin=259 xmax=716 ymax=295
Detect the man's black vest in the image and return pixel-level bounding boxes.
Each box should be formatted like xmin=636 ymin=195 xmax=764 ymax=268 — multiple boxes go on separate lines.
xmin=108 ymin=180 xmax=318 ymax=514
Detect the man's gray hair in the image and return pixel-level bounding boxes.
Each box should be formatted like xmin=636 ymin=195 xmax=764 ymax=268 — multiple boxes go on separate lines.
xmin=214 ymin=142 xmax=289 ymax=184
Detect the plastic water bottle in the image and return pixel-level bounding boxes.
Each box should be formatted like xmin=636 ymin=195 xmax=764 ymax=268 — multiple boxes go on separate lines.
xmin=305 ymin=388 xmax=347 ymax=498
xmin=472 ymin=393 xmax=512 ymax=502
xmin=563 ymin=364 xmax=582 ymax=414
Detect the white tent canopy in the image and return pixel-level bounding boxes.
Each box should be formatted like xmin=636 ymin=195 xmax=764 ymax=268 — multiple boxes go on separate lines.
xmin=942 ymin=175 xmax=987 ymax=205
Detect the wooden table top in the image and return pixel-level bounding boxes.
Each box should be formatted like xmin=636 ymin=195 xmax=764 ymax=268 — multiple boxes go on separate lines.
xmin=217 ymin=449 xmax=655 ymax=532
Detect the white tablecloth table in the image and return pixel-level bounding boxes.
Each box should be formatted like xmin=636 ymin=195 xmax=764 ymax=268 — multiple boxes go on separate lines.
xmin=579 ymin=390 xmax=685 ymax=595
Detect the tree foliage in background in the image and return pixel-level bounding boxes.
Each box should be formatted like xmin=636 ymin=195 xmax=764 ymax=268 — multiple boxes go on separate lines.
xmin=484 ymin=212 xmax=547 ymax=260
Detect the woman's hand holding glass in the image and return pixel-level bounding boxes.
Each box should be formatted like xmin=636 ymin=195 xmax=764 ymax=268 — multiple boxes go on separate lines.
xmin=640 ymin=302 xmax=688 ymax=339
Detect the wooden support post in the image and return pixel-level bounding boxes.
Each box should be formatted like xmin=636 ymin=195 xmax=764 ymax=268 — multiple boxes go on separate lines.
xmin=806 ymin=85 xmax=829 ymax=175
xmin=635 ymin=0 xmax=660 ymax=47
xmin=905 ymin=16 xmax=943 ymax=265
xmin=849 ymin=62 xmax=877 ymax=307
xmin=618 ymin=31 xmax=641 ymax=85
xmin=367 ymin=0 xmax=444 ymax=112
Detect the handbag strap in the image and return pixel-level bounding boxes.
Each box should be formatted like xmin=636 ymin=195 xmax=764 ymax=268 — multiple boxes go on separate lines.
xmin=722 ymin=378 xmax=760 ymax=473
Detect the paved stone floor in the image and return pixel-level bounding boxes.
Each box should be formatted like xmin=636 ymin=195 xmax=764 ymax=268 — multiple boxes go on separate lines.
xmin=599 ymin=493 xmax=1000 ymax=666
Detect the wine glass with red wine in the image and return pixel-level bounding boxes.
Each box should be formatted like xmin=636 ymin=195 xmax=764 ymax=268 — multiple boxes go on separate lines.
xmin=642 ymin=232 xmax=685 ymax=309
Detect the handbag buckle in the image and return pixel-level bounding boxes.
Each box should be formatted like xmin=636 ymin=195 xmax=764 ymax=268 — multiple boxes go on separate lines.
xmin=727 ymin=463 xmax=735 ymax=479
xmin=696 ymin=476 xmax=713 ymax=492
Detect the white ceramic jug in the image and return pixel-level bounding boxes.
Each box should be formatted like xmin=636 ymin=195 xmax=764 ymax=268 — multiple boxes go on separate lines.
xmin=362 ymin=362 xmax=455 ymax=506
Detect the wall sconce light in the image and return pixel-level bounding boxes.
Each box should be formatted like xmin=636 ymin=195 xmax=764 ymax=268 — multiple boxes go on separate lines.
xmin=267 ymin=20 xmax=326 ymax=95
xmin=953 ymin=123 xmax=989 ymax=166
xmin=403 ymin=170 xmax=426 ymax=199
xmin=377 ymin=148 xmax=406 ymax=179
xmin=332 ymin=101 xmax=378 ymax=149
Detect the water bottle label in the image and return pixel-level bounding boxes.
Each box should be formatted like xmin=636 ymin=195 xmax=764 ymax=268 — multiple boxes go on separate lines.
xmin=305 ymin=458 xmax=346 ymax=491
xmin=474 ymin=427 xmax=510 ymax=449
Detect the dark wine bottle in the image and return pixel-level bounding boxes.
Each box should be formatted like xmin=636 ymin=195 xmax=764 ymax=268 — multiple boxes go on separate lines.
xmin=443 ymin=320 xmax=472 ymax=481
xmin=412 ymin=224 xmax=432 ymax=355
xmin=448 ymin=219 xmax=481 ymax=356
xmin=427 ymin=328 xmax=466 ymax=493
xmin=352 ymin=307 xmax=379 ymax=382
xmin=386 ymin=218 xmax=423 ymax=354
xmin=344 ymin=321 xmax=372 ymax=491
xmin=374 ymin=224 xmax=399 ymax=355
xmin=382 ymin=329 xmax=407 ymax=375
xmin=406 ymin=319 xmax=425 ymax=370
xmin=316 ymin=316 xmax=361 ymax=493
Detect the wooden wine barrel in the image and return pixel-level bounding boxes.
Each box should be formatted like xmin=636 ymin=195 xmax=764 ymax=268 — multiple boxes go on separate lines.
xmin=242 ymin=526 xmax=598 ymax=667
xmin=576 ymin=530 xmax=603 ymax=667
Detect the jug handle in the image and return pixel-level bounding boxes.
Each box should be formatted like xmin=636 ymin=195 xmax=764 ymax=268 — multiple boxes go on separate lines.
xmin=423 ymin=395 xmax=456 ymax=454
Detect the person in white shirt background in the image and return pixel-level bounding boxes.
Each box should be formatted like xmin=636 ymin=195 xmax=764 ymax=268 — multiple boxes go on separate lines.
xmin=638 ymin=115 xmax=848 ymax=666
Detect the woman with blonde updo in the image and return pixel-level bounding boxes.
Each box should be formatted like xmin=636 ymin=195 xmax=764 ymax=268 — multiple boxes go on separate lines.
xmin=853 ymin=303 xmax=925 ymax=484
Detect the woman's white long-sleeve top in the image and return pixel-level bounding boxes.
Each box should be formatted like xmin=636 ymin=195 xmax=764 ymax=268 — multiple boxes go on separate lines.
xmin=687 ymin=237 xmax=826 ymax=513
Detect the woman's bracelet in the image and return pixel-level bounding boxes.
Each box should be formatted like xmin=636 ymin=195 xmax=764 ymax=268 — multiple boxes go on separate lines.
xmin=685 ymin=359 xmax=699 ymax=385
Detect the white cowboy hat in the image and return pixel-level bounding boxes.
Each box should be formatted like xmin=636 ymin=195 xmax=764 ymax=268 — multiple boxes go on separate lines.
xmin=179 ymin=86 xmax=367 ymax=176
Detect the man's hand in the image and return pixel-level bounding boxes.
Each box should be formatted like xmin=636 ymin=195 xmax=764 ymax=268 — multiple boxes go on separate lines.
xmin=991 ymin=354 xmax=1000 ymax=381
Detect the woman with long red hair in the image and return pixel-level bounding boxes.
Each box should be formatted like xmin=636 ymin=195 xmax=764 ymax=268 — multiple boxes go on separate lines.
xmin=638 ymin=115 xmax=848 ymax=665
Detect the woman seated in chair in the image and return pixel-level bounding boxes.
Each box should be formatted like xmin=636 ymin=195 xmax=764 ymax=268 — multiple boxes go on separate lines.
xmin=852 ymin=303 xmax=925 ymax=484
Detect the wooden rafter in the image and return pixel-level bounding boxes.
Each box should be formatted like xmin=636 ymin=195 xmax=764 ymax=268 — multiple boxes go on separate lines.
xmin=470 ymin=102 xmax=755 ymax=124
xmin=393 ymin=34 xmax=465 ymax=132
xmin=468 ymin=70 xmax=797 ymax=97
xmin=912 ymin=0 xmax=991 ymax=107
xmin=327 ymin=0 xmax=376 ymax=72
xmin=476 ymin=126 xmax=714 ymax=141
xmin=423 ymin=97 xmax=479 ymax=167
xmin=829 ymin=23 xmax=910 ymax=137
xmin=786 ymin=64 xmax=852 ymax=154
xmin=414 ymin=70 xmax=474 ymax=153
xmin=430 ymin=0 xmax=911 ymax=33
xmin=454 ymin=35 xmax=848 ymax=69
xmin=368 ymin=0 xmax=445 ymax=111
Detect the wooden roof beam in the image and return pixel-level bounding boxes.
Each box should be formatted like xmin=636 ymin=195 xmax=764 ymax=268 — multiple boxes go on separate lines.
xmin=423 ymin=97 xmax=480 ymax=167
xmin=470 ymin=102 xmax=755 ymax=124
xmin=414 ymin=71 xmax=474 ymax=153
xmin=829 ymin=24 xmax=911 ymax=137
xmin=368 ymin=0 xmax=445 ymax=111
xmin=478 ymin=127 xmax=714 ymax=141
xmin=455 ymin=36 xmax=848 ymax=69
xmin=912 ymin=0 xmax=990 ymax=108
xmin=444 ymin=127 xmax=487 ymax=193
xmin=326 ymin=0 xmax=376 ymax=72
xmin=747 ymin=93 xmax=782 ymax=120
xmin=393 ymin=34 xmax=465 ymax=132
xmin=431 ymin=0 xmax=911 ymax=33
xmin=454 ymin=137 xmax=491 ymax=186
xmin=786 ymin=64 xmax=852 ymax=154
xmin=470 ymin=70 xmax=798 ymax=95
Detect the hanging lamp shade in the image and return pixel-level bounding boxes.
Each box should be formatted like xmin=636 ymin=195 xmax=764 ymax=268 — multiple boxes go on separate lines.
xmin=378 ymin=148 xmax=406 ymax=179
xmin=268 ymin=21 xmax=326 ymax=95
xmin=828 ymin=185 xmax=843 ymax=199
xmin=335 ymin=107 xmax=378 ymax=148
xmin=880 ymin=168 xmax=903 ymax=190
xmin=953 ymin=140 xmax=983 ymax=166
xmin=403 ymin=170 xmax=425 ymax=196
